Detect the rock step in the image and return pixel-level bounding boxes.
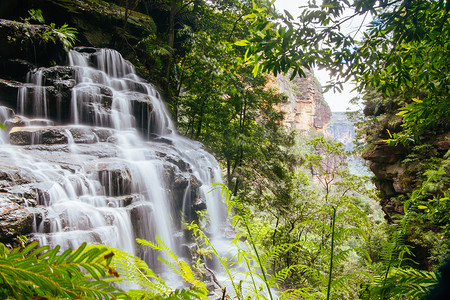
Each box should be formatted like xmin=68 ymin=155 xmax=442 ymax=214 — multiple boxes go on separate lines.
xmin=9 ymin=125 xmax=115 ymax=145
xmin=32 ymin=226 xmax=125 ymax=248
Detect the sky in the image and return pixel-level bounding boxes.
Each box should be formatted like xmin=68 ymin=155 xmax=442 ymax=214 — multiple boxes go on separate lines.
xmin=274 ymin=0 xmax=371 ymax=112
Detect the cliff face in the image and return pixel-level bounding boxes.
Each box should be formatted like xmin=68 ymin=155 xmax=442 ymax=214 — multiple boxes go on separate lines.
xmin=274 ymin=70 xmax=332 ymax=134
xmin=360 ymin=97 xmax=449 ymax=269
xmin=327 ymin=112 xmax=356 ymax=150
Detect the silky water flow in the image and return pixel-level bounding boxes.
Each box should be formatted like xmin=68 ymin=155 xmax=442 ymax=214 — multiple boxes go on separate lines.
xmin=0 ymin=48 xmax=229 ymax=287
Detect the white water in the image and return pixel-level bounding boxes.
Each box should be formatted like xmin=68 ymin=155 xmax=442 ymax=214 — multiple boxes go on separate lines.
xmin=0 ymin=48 xmax=228 ymax=284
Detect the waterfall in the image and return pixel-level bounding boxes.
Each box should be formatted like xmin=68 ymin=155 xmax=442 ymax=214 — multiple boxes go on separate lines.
xmin=0 ymin=47 xmax=228 ymax=284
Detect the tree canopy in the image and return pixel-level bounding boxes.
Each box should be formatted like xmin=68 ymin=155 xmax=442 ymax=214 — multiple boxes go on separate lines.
xmin=240 ymin=0 xmax=449 ymax=142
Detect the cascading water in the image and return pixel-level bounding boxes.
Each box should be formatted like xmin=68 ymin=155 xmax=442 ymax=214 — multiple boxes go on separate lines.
xmin=0 ymin=47 xmax=228 ymax=284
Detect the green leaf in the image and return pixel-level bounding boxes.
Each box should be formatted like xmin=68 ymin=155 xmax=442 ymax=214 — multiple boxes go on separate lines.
xmin=284 ymin=10 xmax=294 ymax=20
xmin=234 ymin=40 xmax=250 ymax=46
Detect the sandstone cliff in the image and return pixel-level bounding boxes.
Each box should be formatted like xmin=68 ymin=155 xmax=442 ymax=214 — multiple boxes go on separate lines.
xmin=274 ymin=70 xmax=332 ymax=134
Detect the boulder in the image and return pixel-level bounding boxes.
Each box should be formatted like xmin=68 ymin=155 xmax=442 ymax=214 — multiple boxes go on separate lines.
xmin=0 ymin=106 xmax=14 ymax=121
xmin=157 ymin=151 xmax=190 ymax=172
xmin=5 ymin=116 xmax=54 ymax=128
xmin=0 ymin=193 xmax=45 ymax=243
xmin=124 ymin=91 xmax=156 ymax=135
xmin=92 ymin=127 xmax=115 ymax=142
xmin=4 ymin=116 xmax=27 ymax=128
xmin=35 ymin=66 xmax=76 ymax=85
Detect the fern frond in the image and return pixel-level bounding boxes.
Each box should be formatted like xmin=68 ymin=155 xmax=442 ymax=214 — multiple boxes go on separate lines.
xmin=331 ymin=271 xmax=372 ymax=295
xmin=333 ymin=227 xmax=368 ymax=244
xmin=259 ymin=242 xmax=299 ymax=267
xmin=137 ymin=237 xmax=208 ymax=294
xmin=278 ymin=287 xmax=318 ymax=300
xmin=0 ymin=242 xmax=125 ymax=299
xmin=366 ymin=267 xmax=439 ymax=299
xmin=86 ymin=244 xmax=170 ymax=296
xmin=267 ymin=264 xmax=300 ymax=288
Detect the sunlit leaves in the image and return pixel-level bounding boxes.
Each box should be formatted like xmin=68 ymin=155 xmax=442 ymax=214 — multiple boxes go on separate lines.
xmin=0 ymin=242 xmax=125 ymax=299
xmin=236 ymin=0 xmax=449 ymax=145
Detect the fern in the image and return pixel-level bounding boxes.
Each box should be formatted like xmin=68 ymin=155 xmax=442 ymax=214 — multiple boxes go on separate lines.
xmin=278 ymin=287 xmax=319 ymax=300
xmin=86 ymin=244 xmax=170 ymax=297
xmin=260 ymin=242 xmax=299 ymax=267
xmin=189 ymin=222 xmax=242 ymax=298
xmin=45 ymin=23 xmax=78 ymax=50
xmin=137 ymin=237 xmax=207 ymax=292
xmin=331 ymin=271 xmax=372 ymax=297
xmin=0 ymin=241 xmax=126 ymax=299
xmin=87 ymin=240 xmax=208 ymax=299
xmin=20 ymin=8 xmax=78 ymax=50
xmin=366 ymin=267 xmax=439 ymax=299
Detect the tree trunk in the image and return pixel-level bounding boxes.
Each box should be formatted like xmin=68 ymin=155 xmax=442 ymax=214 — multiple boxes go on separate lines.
xmin=165 ymin=0 xmax=176 ymax=76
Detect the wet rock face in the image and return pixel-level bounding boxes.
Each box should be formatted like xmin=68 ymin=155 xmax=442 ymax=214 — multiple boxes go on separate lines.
xmin=96 ymin=160 xmax=133 ymax=196
xmin=0 ymin=79 xmax=24 ymax=107
xmin=0 ymin=0 xmax=156 ymax=62
xmin=0 ymin=59 xmax=35 ymax=82
xmin=10 ymin=127 xmax=68 ymax=145
xmin=363 ymin=140 xmax=407 ymax=165
xmin=361 ymin=111 xmax=449 ymax=225
xmin=37 ymin=66 xmax=76 ymax=84
xmin=0 ymin=134 xmax=206 ymax=245
xmin=1 ymin=70 xmax=153 ymax=135
xmin=361 ymin=139 xmax=414 ymax=221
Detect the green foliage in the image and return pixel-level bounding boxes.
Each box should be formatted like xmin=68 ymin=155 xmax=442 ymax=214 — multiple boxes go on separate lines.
xmin=0 ymin=241 xmax=125 ymax=299
xmin=361 ymin=154 xmax=449 ymax=298
xmin=189 ymin=183 xmax=321 ymax=299
xmin=354 ymin=0 xmax=450 ymax=143
xmin=235 ymin=135 xmax=386 ymax=298
xmin=24 ymin=9 xmax=45 ymax=24
xmin=363 ymin=226 xmax=441 ymax=299
xmin=137 ymin=237 xmax=208 ymax=294
xmin=238 ymin=0 xmax=449 ymax=144
xmin=87 ymin=244 xmax=171 ymax=298
xmin=241 ymin=1 xmax=450 ymax=285
xmin=197 ymin=139 xmax=383 ymax=299
xmin=175 ymin=25 xmax=290 ymax=194
xmin=17 ymin=8 xmax=78 ymax=51
xmin=43 ymin=23 xmax=78 ymax=50
xmin=368 ymin=267 xmax=440 ymax=300
xmin=87 ymin=239 xmax=208 ymax=300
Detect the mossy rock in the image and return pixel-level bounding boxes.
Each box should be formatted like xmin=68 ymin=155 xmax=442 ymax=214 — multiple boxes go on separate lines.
xmin=0 ymin=0 xmax=156 ymax=52
xmin=0 ymin=19 xmax=67 ymax=67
